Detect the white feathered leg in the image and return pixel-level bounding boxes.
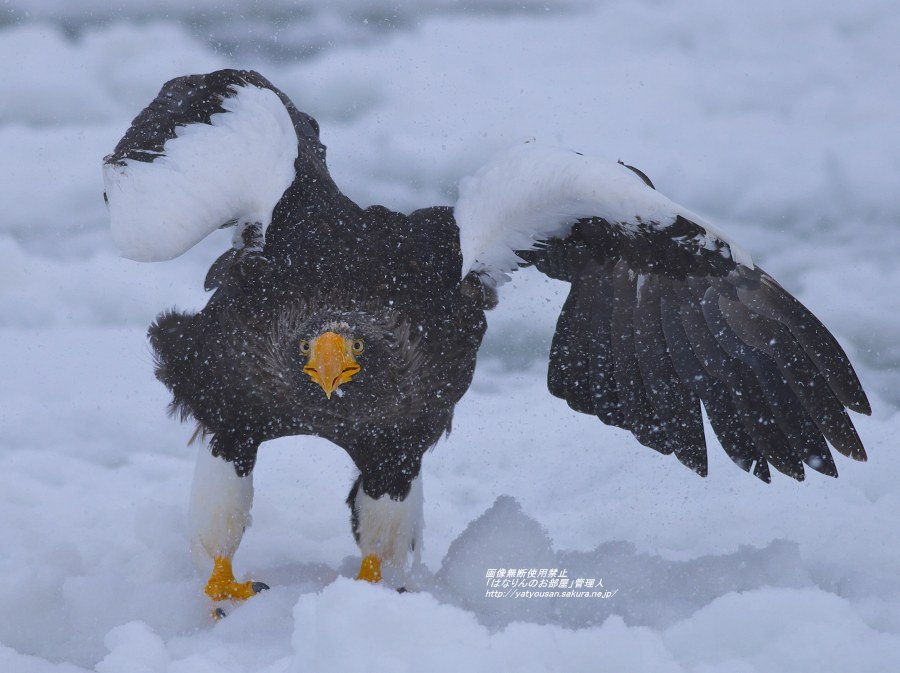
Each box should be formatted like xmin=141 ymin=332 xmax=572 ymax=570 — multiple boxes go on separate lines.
xmin=188 ymin=444 xmax=266 ymax=602
xmin=189 ymin=444 xmax=253 ymax=563
xmin=351 ymin=474 xmax=424 ymax=585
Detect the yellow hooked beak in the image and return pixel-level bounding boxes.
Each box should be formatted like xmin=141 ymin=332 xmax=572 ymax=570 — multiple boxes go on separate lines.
xmin=302 ymin=332 xmax=361 ymax=399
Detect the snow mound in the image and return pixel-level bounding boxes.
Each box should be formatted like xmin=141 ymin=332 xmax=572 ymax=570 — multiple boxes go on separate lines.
xmin=290 ymin=578 xmax=658 ymax=673
xmin=435 ymin=495 xmax=556 ymax=621
xmin=433 ymin=495 xmax=812 ymax=631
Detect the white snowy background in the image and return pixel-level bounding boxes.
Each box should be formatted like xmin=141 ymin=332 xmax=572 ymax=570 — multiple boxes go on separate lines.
xmin=2 ymin=1 xmax=899 ymax=671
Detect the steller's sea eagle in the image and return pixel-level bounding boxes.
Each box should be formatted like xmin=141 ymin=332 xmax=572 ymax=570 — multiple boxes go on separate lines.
xmin=102 ymin=69 xmax=870 ymax=608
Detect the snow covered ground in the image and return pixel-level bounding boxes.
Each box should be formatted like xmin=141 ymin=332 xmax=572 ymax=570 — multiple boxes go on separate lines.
xmin=2 ymin=1 xmax=900 ymax=671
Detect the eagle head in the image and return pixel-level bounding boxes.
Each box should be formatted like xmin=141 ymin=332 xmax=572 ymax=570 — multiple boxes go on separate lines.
xmin=250 ymin=304 xmax=428 ymax=421
xmin=298 ymin=320 xmax=365 ymax=399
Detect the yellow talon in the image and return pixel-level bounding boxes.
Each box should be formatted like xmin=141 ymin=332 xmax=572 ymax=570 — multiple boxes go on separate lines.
xmin=356 ymin=554 xmax=382 ymax=583
xmin=204 ymin=556 xmax=267 ymax=602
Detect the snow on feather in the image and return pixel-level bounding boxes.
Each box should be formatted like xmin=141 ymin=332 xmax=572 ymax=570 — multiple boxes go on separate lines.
xmin=103 ymin=83 xmax=298 ymax=262
xmin=454 ymin=141 xmax=752 ymax=283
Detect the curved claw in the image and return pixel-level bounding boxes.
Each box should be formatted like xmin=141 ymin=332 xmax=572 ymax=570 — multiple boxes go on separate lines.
xmin=251 ymin=581 xmax=270 ymax=594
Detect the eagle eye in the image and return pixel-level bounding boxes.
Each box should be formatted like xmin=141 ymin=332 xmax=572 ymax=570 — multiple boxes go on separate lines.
xmin=299 ymin=340 xmax=311 ymax=355
xmin=351 ymin=339 xmax=365 ymax=354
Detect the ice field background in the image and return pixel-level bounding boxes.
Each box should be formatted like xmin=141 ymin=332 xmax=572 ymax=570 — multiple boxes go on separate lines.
xmin=1 ymin=1 xmax=899 ymax=671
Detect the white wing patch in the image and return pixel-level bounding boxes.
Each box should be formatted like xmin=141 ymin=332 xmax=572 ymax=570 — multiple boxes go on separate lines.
xmin=104 ymin=84 xmax=298 ymax=262
xmin=455 ymin=141 xmax=752 ymax=282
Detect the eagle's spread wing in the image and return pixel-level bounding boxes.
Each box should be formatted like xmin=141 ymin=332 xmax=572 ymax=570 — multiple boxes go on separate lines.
xmin=456 ymin=141 xmax=870 ymax=482
xmin=103 ymin=69 xmax=324 ymax=263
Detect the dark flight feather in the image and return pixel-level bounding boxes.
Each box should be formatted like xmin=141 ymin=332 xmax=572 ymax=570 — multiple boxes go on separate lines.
xmin=525 ymin=211 xmax=868 ymax=482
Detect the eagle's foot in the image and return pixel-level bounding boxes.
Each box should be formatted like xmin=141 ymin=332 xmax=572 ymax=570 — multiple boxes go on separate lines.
xmin=205 ymin=556 xmax=269 ymax=602
xmin=356 ymin=554 xmax=382 ymax=583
